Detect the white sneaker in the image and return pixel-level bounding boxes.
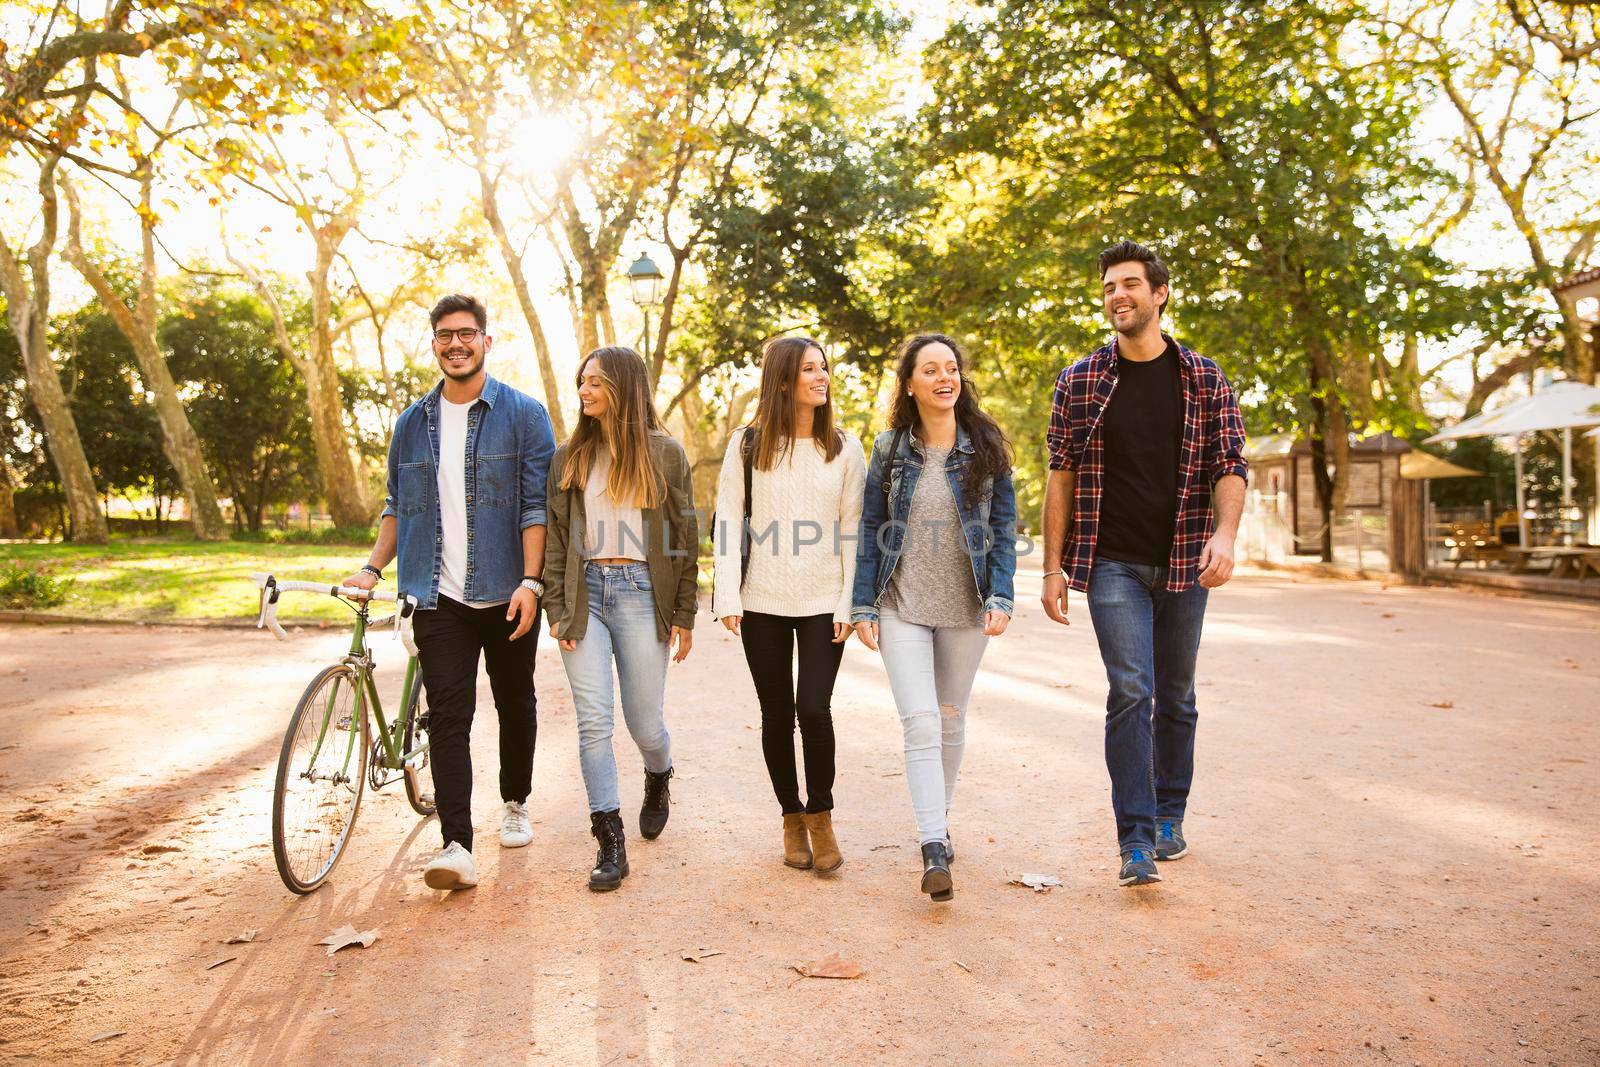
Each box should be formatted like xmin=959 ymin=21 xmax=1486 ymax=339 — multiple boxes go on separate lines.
xmin=500 ymin=801 xmax=532 ymax=848
xmin=423 ymin=841 xmax=478 ymax=890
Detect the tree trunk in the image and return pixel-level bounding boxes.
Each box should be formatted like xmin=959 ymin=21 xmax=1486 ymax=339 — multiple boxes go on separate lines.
xmin=63 ymin=178 xmax=227 ymax=540
xmin=0 ymin=170 xmax=107 ymax=543
xmin=235 ymin=226 xmax=375 ymax=529
xmin=476 ymin=164 xmax=568 ymax=438
xmin=0 ymin=462 xmax=19 ymax=538
xmin=306 ymin=226 xmax=376 ymax=527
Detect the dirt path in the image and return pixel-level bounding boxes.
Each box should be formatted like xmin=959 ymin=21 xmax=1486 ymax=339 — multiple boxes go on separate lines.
xmin=1 ymin=571 xmax=1596 ymax=1065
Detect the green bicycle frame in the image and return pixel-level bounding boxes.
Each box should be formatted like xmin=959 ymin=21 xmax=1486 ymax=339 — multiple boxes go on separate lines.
xmin=302 ymin=602 xmax=428 ymax=778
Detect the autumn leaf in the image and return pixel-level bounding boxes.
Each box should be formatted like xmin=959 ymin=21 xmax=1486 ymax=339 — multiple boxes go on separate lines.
xmin=318 ymin=925 xmax=379 ymax=956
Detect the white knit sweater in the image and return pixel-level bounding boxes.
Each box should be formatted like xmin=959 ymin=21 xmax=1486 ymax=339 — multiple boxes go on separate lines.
xmin=712 ymin=427 xmax=866 ymax=622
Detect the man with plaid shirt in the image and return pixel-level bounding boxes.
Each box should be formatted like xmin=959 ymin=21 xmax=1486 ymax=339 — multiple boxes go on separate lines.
xmin=1041 ymin=241 xmax=1247 ymax=887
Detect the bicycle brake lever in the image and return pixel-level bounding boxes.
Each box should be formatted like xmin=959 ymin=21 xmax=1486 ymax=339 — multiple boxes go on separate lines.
xmin=255 ymin=575 xmax=288 ymax=640
xmin=397 ymin=594 xmax=419 ymax=657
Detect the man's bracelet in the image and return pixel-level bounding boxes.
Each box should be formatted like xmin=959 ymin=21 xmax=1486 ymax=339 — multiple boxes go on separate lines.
xmin=1042 ymin=569 xmax=1065 ymax=579
xmin=361 ymin=564 xmax=383 ymax=579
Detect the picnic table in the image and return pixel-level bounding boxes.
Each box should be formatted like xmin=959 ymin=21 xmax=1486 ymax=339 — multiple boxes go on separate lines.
xmin=1506 ymin=546 xmax=1600 ymax=580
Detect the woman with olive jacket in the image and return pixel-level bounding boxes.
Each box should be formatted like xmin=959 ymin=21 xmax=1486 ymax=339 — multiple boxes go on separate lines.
xmin=543 ymin=345 xmax=699 ymax=893
xmin=851 ymin=332 xmax=1017 ymax=903
xmin=713 ymin=336 xmax=865 ymax=875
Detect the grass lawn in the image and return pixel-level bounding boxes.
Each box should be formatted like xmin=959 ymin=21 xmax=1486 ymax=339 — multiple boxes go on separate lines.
xmin=1 ymin=539 xmax=373 ymax=623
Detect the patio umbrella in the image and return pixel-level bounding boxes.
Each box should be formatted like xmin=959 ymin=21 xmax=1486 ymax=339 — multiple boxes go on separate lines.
xmin=1399 ymin=452 xmax=1481 ymax=480
xmin=1426 ymin=381 xmax=1600 ymax=547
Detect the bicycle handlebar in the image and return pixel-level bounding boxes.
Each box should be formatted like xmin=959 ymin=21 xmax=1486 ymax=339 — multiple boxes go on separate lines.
xmin=250 ymin=573 xmax=417 ymax=656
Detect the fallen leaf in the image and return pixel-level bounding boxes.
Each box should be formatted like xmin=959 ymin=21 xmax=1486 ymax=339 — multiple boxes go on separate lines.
xmin=141 ymin=844 xmax=182 ymax=855
xmin=792 ymin=953 xmax=863 ymax=979
xmin=953 ymin=960 xmax=972 ymax=973
xmin=1380 ymin=612 xmax=1395 ymax=619
xmin=221 ymin=929 xmax=258 ymax=945
xmin=680 ymin=950 xmax=724 ymax=963
xmin=206 ymin=956 xmax=236 ymax=970
xmin=89 ymin=1031 xmax=126 ymax=1043
xmin=318 ymin=924 xmax=379 ymax=956
xmin=1425 ymin=700 xmax=1454 ymax=709
xmin=868 ymin=844 xmax=900 ymax=851
xmin=1008 ymin=872 xmax=1062 ymax=893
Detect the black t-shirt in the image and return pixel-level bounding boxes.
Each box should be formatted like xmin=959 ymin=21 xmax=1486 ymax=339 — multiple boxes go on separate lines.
xmin=1096 ymin=338 xmax=1182 ymax=567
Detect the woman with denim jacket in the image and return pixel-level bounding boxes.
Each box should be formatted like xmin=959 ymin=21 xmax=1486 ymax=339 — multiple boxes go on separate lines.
xmin=851 ymin=333 xmax=1017 ymax=903
xmin=543 ymin=345 xmax=699 ymax=893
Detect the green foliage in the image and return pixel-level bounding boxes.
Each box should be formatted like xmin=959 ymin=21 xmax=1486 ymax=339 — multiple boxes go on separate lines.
xmin=230 ymin=524 xmax=377 ymax=546
xmin=160 ymin=281 xmax=319 ymax=531
xmin=919 ymin=0 xmax=1469 ymax=448
xmin=52 ymin=298 xmax=179 ymax=506
xmin=0 ymin=562 xmax=73 ymax=610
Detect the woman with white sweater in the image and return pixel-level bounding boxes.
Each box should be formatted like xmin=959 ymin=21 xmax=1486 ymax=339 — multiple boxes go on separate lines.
xmin=714 ymin=336 xmax=865 ymax=874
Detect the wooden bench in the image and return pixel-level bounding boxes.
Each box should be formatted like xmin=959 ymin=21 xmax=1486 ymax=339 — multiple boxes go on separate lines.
xmin=1507 ymin=546 xmax=1598 ymax=579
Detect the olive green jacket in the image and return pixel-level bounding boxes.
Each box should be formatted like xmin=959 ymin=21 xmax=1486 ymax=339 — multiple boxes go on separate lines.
xmin=542 ymin=433 xmax=700 ymax=643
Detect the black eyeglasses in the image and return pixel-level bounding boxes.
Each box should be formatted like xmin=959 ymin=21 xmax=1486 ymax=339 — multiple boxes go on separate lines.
xmin=433 ymin=327 xmax=483 ymax=344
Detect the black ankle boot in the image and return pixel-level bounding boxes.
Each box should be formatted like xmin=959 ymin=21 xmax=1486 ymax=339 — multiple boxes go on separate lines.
xmin=920 ymin=840 xmax=953 ymax=901
xmin=640 ymin=766 xmax=673 ymax=840
xmin=589 ymin=810 xmax=628 ymax=892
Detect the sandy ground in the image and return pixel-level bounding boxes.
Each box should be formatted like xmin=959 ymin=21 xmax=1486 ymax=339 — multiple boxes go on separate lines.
xmin=0 ymin=570 xmax=1596 ymax=1066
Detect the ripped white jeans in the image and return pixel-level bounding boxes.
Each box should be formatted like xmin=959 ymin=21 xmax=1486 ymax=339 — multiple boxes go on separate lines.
xmin=877 ymin=604 xmax=990 ymax=845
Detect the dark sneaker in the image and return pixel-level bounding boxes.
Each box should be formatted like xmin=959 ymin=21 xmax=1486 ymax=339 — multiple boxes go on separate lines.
xmin=1155 ymin=819 xmax=1187 ymax=861
xmin=640 ymin=766 xmax=672 ymax=840
xmin=1118 ymin=848 xmax=1161 ymax=887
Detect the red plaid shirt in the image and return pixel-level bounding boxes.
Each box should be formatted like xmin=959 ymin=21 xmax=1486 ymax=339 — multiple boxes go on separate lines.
xmin=1046 ymin=335 xmax=1248 ymax=592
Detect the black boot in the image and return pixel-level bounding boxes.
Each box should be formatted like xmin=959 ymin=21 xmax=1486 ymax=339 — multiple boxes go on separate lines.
xmin=588 ymin=810 xmax=628 ymax=892
xmin=920 ymin=840 xmax=953 ymax=901
xmin=640 ymin=766 xmax=673 ymax=840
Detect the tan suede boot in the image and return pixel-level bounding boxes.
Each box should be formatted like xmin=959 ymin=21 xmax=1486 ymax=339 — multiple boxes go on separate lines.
xmin=783 ymin=813 xmax=813 ymax=869
xmin=803 ymin=811 xmax=842 ymax=873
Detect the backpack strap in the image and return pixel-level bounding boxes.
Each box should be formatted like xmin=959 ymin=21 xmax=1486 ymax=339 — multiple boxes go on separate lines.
xmin=880 ymin=425 xmax=908 ymax=497
xmin=739 ymin=426 xmax=757 ymax=586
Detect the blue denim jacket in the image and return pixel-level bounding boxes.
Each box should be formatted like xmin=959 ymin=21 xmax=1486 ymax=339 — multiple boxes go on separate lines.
xmin=850 ymin=424 xmax=1017 ymax=623
xmin=381 ymin=375 xmax=556 ymax=609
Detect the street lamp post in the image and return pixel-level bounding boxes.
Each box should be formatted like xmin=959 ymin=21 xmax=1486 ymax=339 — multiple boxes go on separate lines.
xmin=626 ymin=253 xmax=665 ymax=367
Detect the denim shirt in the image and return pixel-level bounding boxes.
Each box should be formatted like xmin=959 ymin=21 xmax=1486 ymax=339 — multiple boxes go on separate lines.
xmin=382 ymin=375 xmax=557 ymax=610
xmin=850 ymin=424 xmax=1017 ymax=623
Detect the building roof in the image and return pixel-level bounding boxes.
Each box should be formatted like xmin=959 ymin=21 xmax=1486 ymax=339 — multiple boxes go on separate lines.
xmin=1554 ymin=266 xmax=1600 ymax=299
xmin=1244 ymin=431 xmax=1413 ymax=461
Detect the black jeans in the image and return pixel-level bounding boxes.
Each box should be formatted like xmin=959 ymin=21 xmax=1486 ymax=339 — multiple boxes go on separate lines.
xmin=413 ymin=594 xmax=538 ymax=851
xmin=739 ymin=611 xmax=842 ymax=814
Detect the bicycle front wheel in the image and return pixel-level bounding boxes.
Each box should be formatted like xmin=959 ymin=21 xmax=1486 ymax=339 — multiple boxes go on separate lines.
xmin=401 ymin=676 xmax=436 ymax=817
xmin=272 ymin=664 xmax=369 ymax=894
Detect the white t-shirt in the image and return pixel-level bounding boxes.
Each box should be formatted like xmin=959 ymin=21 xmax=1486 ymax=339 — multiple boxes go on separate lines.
xmin=436 ymin=397 xmax=507 ymax=607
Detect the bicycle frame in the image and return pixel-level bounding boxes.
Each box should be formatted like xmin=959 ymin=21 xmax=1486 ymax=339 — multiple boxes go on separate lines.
xmin=301 ymin=602 xmax=428 ymax=779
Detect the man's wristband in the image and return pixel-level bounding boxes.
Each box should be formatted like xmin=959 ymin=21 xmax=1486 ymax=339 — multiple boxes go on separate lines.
xmin=1042 ymin=569 xmax=1065 ymax=579
xmin=361 ymin=564 xmax=383 ymax=579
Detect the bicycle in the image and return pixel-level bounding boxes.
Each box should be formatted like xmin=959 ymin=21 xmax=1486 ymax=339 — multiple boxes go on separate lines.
xmin=251 ymin=573 xmax=435 ymax=894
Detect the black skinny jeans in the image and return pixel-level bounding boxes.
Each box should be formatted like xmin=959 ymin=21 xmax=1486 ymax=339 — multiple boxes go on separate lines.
xmin=739 ymin=611 xmax=843 ymax=815
xmin=413 ymin=594 xmax=538 ymax=851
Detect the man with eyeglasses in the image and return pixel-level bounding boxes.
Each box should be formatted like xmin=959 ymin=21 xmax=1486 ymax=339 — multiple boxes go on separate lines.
xmin=345 ymin=293 xmax=557 ymax=890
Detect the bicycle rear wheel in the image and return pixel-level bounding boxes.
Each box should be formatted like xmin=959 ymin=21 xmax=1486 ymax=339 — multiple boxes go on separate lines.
xmin=401 ymin=677 xmax=436 ymax=816
xmin=272 ymin=664 xmax=369 ymax=894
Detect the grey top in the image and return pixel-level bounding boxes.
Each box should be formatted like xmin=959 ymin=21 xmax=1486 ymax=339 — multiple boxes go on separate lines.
xmin=884 ymin=445 xmax=985 ymax=628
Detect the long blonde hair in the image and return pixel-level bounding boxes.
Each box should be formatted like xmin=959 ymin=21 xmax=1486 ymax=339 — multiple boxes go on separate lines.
xmin=559 ymin=345 xmax=666 ymax=508
xmin=747 ymin=335 xmax=842 ymax=471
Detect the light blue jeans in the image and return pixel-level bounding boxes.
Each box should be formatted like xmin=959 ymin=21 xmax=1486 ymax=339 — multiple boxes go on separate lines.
xmin=560 ymin=562 xmax=673 ymax=814
xmin=877 ymin=604 xmax=989 ymax=845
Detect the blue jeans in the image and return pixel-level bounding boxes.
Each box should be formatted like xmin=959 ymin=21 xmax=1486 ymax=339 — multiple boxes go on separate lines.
xmin=1085 ymin=558 xmax=1208 ymax=853
xmin=559 ymin=562 xmax=672 ymax=814
xmin=877 ymin=605 xmax=989 ymax=846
